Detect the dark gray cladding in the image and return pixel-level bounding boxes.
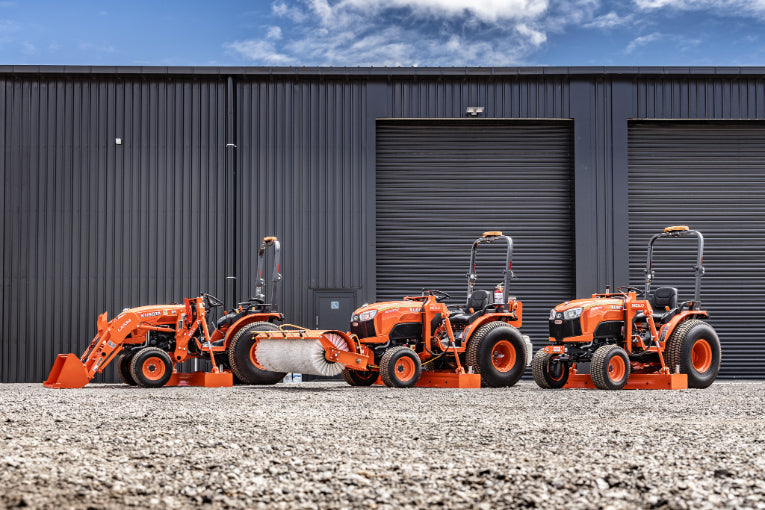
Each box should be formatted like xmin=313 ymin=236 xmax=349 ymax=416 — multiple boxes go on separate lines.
xmin=2 ymin=67 xmax=765 ymax=382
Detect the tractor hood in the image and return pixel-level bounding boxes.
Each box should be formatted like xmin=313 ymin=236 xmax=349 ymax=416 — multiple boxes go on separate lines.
xmin=120 ymin=304 xmax=185 ymax=316
xmin=553 ymin=297 xmax=624 ymax=313
xmin=352 ymin=300 xmax=424 ymax=320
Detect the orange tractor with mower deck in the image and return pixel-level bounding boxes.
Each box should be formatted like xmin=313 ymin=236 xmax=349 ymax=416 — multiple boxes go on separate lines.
xmin=533 ymin=226 xmax=721 ymax=390
xmin=247 ymin=232 xmax=532 ymax=388
xmin=44 ymin=237 xmax=290 ymax=388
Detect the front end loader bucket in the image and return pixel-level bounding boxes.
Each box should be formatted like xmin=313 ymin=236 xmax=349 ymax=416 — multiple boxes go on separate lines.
xmin=43 ymin=354 xmax=90 ymax=389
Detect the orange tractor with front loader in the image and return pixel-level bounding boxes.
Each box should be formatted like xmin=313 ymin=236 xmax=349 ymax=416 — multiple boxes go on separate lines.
xmin=533 ymin=226 xmax=721 ymax=390
xmin=44 ymin=237 xmax=291 ymax=388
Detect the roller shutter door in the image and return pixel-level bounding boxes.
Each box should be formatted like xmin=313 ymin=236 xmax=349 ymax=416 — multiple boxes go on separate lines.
xmin=376 ymin=120 xmax=574 ymax=351
xmin=628 ymin=122 xmax=765 ymax=378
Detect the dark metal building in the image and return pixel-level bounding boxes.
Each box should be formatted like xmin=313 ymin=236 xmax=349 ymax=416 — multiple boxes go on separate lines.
xmin=2 ymin=66 xmax=764 ymax=382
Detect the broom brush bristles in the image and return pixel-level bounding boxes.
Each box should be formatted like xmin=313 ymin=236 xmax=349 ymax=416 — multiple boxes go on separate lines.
xmin=255 ymin=333 xmax=349 ymax=377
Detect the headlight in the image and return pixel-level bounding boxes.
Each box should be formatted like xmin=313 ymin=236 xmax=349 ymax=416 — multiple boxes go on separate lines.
xmin=563 ymin=307 xmax=583 ymax=320
xmin=549 ymin=309 xmax=557 ymax=320
xmin=359 ymin=310 xmax=377 ymax=321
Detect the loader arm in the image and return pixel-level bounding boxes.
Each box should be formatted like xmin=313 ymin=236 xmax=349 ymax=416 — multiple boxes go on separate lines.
xmin=45 ymin=311 xmax=164 ymax=388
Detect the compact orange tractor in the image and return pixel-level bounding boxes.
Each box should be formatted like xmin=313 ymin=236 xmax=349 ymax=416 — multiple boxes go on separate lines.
xmin=248 ymin=232 xmax=532 ymax=388
xmin=44 ymin=237 xmax=289 ymax=388
xmin=533 ymin=226 xmax=721 ymax=390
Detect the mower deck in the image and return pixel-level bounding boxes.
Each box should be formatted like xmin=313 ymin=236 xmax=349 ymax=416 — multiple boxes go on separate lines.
xmin=374 ymin=371 xmax=482 ymax=388
xmin=415 ymin=372 xmax=482 ymax=388
xmin=166 ymin=371 xmax=233 ymax=388
xmin=563 ymin=371 xmax=688 ymax=390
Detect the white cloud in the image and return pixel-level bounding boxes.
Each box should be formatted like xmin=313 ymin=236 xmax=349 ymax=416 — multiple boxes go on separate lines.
xmin=626 ymin=32 xmax=662 ymax=53
xmin=635 ymin=0 xmax=765 ymax=13
xmin=228 ymin=0 xmax=670 ymax=66
xmin=272 ymin=1 xmax=308 ymax=22
xmin=225 ymin=39 xmax=295 ymax=64
xmin=21 ymin=40 xmax=34 ymax=55
xmin=584 ymin=11 xmax=632 ymax=28
xmin=516 ymin=23 xmax=547 ymax=46
xmin=334 ymin=0 xmax=550 ymax=23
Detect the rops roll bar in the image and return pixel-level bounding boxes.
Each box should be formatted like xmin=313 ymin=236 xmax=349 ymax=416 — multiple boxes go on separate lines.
xmin=467 ymin=231 xmax=514 ymax=304
xmin=644 ymin=225 xmax=704 ymax=307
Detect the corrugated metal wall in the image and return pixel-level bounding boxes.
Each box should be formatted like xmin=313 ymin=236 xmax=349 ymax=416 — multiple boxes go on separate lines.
xmin=388 ymin=77 xmax=570 ymax=118
xmin=2 ymin=68 xmax=765 ymax=382
xmin=628 ymin=121 xmax=765 ymax=378
xmin=235 ymin=79 xmax=369 ymax=325
xmin=1 ymin=77 xmax=229 ymax=382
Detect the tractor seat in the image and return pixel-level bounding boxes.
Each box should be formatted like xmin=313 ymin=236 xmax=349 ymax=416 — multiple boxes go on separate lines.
xmin=448 ymin=290 xmax=491 ymax=326
xmin=648 ymin=287 xmax=679 ymax=324
xmin=216 ymin=310 xmax=245 ymax=329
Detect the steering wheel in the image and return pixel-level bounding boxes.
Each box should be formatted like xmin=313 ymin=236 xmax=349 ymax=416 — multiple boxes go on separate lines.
xmin=204 ymin=293 xmax=224 ymax=308
xmin=422 ymin=289 xmax=451 ymax=302
xmin=616 ymin=286 xmax=644 ymax=297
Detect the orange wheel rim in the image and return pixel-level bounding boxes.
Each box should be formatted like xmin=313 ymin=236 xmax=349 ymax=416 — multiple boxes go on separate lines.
xmin=249 ymin=342 xmax=266 ymax=370
xmin=394 ymin=357 xmax=416 ymax=382
xmin=607 ymin=355 xmax=626 ymax=382
xmin=691 ymin=339 xmax=713 ymax=373
xmin=142 ymin=357 xmax=166 ymax=381
xmin=491 ymin=340 xmax=516 ymax=372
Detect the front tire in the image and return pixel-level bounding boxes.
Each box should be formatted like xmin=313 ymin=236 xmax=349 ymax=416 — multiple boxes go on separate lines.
xmin=228 ymin=322 xmax=286 ymax=385
xmin=532 ymin=349 xmax=569 ymax=389
xmin=129 ymin=347 xmax=173 ymax=388
xmin=591 ymin=344 xmax=630 ymax=390
xmin=341 ymin=369 xmax=378 ymax=386
xmin=665 ymin=319 xmax=721 ymax=389
xmin=466 ymin=321 xmax=527 ymax=388
xmin=380 ymin=346 xmax=421 ymax=388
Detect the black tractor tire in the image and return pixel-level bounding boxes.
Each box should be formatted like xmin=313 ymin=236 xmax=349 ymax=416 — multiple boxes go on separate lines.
xmin=466 ymin=321 xmax=527 ymax=388
xmin=380 ymin=346 xmax=421 ymax=388
xmin=341 ymin=368 xmax=378 ymax=386
xmin=591 ymin=344 xmax=630 ymax=390
xmin=117 ymin=352 xmax=137 ymax=386
xmin=665 ymin=319 xmax=721 ymax=389
xmin=532 ymin=349 xmax=569 ymax=389
xmin=228 ymin=322 xmax=286 ymax=385
xmin=129 ymin=347 xmax=173 ymax=388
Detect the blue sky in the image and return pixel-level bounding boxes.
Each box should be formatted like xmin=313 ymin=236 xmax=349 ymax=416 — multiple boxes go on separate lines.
xmin=2 ymin=0 xmax=765 ymax=66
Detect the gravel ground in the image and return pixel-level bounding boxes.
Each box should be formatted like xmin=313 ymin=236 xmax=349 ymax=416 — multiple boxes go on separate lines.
xmin=1 ymin=381 xmax=764 ymax=509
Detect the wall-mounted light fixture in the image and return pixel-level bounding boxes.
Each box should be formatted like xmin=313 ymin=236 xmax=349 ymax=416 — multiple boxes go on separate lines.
xmin=115 ymin=138 xmax=123 ymax=145
xmin=465 ymin=106 xmax=484 ymax=117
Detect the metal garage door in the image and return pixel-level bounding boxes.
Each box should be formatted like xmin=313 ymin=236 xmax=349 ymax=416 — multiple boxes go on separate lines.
xmin=376 ymin=120 xmax=574 ymax=351
xmin=628 ymin=122 xmax=765 ymax=378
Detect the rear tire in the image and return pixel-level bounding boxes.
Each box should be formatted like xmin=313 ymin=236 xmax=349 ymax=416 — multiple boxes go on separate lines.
xmin=532 ymin=349 xmax=569 ymax=389
xmin=665 ymin=319 xmax=721 ymax=389
xmin=129 ymin=347 xmax=173 ymax=388
xmin=228 ymin=322 xmax=286 ymax=385
xmin=380 ymin=346 xmax=421 ymax=388
xmin=591 ymin=344 xmax=630 ymax=390
xmin=117 ymin=352 xmax=137 ymax=386
xmin=466 ymin=321 xmax=526 ymax=388
xmin=341 ymin=369 xmax=378 ymax=386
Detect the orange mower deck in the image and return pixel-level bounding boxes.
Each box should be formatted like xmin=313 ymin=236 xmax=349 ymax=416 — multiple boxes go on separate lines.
xmin=563 ymin=370 xmax=688 ymax=390
xmin=166 ymin=371 xmax=233 ymax=387
xmin=373 ymin=371 xmax=481 ymax=388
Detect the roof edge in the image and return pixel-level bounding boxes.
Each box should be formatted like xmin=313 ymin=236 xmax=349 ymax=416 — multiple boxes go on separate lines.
xmin=1 ymin=65 xmax=765 ymax=78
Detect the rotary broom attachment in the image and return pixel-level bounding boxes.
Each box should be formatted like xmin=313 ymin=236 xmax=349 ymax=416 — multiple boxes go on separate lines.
xmin=251 ymin=326 xmax=373 ymax=377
